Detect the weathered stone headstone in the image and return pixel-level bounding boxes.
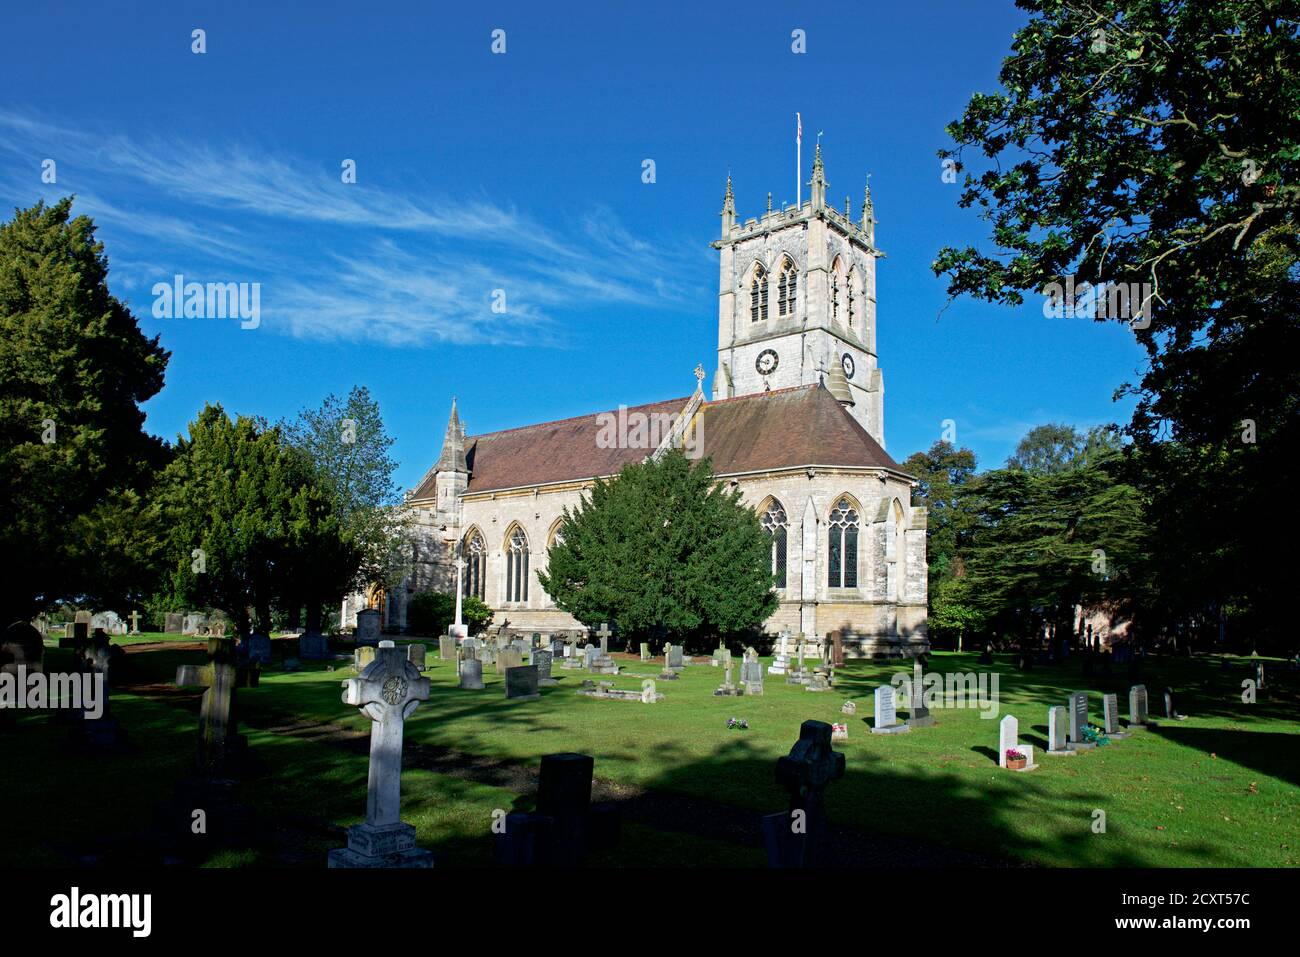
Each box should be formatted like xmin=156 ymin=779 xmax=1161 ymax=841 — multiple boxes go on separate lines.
xmin=458 ymin=654 xmax=484 ymax=690
xmin=1067 ymin=691 xmax=1094 ymax=750
xmin=713 ymin=659 xmax=742 ymax=696
xmin=182 ymin=612 xmax=207 ymax=636
xmin=1103 ymin=693 xmax=1129 ymax=738
xmin=407 ymin=643 xmax=427 ymax=670
xmin=354 ymin=645 xmax=377 ymax=673
xmin=740 ymin=648 xmax=764 ymax=695
xmin=1128 ymin=684 xmax=1150 ymax=727
xmin=871 ymin=685 xmax=910 ymax=734
xmin=534 ymin=649 xmax=557 ymax=686
xmin=299 ymin=632 xmax=328 ymax=659
xmin=128 ymin=611 xmax=141 ymax=635
xmin=438 ymin=635 xmax=456 ymax=660
xmin=1 ymin=621 xmax=44 ymax=676
xmin=640 ymin=678 xmax=658 ymax=703
xmin=639 ymin=642 xmax=650 ymax=662
xmin=768 ymin=632 xmax=791 ymax=676
xmin=328 ymin=642 xmax=433 ymax=867
xmin=497 ymin=647 xmax=524 ymax=674
xmin=908 ymin=671 xmax=934 ymax=727
xmin=74 ymin=632 xmax=126 ymax=750
xmin=1046 ymin=705 xmax=1073 ymax=756
xmin=246 ymin=633 xmax=272 ymax=665
xmin=164 ymin=612 xmax=183 ymax=635
xmin=1163 ymin=686 xmax=1187 ymax=720
xmin=506 ymin=664 xmax=540 ymax=701
xmin=176 ymin=637 xmax=250 ymax=778
xmin=354 ymin=608 xmax=381 ymax=646
xmin=762 ymin=720 xmax=845 ymax=867
xmin=666 ymin=644 xmax=683 ymax=671
xmin=828 ymin=630 xmax=846 ymax=668
xmin=841 ymin=700 xmax=857 ymax=715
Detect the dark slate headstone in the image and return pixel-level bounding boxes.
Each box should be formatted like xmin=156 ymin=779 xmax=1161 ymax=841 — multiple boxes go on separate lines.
xmin=505 ymin=664 xmax=540 ymax=701
xmin=764 ymin=720 xmax=845 ymax=867
xmin=539 ymin=752 xmax=594 ymax=867
xmin=299 ymin=632 xmax=328 ymax=660
xmin=246 ymin=633 xmax=272 ymax=665
xmin=1067 ymin=691 xmax=1090 ymax=747
xmin=534 ymin=649 xmax=556 ymax=685
xmin=2 ymin=621 xmax=44 ymax=675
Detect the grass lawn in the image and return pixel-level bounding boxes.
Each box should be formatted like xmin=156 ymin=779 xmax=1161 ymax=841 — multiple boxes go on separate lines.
xmin=4 ymin=641 xmax=1297 ymax=867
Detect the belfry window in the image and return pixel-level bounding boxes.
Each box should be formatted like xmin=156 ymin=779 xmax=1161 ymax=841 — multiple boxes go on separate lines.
xmin=505 ymin=527 xmax=529 ymax=603
xmin=760 ymin=500 xmax=789 ymax=589
xmin=827 ymin=498 xmax=859 ymax=588
xmin=750 ymin=264 xmax=768 ymax=322
xmin=777 ymin=259 xmax=798 ymax=317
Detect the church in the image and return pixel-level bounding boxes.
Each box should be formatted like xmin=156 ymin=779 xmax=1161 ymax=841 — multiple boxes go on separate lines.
xmin=354 ymin=146 xmax=929 ymax=658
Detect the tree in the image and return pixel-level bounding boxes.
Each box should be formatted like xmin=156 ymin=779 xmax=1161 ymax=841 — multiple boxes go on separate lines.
xmin=0 ymin=198 xmax=168 ymax=621
xmin=283 ymin=386 xmax=408 ymax=631
xmin=538 ymin=450 xmax=777 ymax=647
xmin=962 ymin=425 xmax=1148 ymax=642
xmin=157 ymin=404 xmax=348 ymax=639
xmin=934 ymin=0 xmax=1299 ymax=647
xmin=406 ymin=591 xmax=492 ymax=637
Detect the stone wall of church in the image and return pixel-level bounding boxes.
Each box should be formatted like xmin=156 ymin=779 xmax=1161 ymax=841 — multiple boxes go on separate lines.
xmin=382 ymin=465 xmax=928 ymax=655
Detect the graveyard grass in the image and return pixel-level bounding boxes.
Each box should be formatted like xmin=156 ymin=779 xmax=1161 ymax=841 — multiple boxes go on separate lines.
xmin=5 ymin=642 xmax=1297 ymax=868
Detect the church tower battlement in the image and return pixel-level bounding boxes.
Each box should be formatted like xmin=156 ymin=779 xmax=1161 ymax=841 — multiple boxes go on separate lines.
xmin=711 ymin=145 xmax=885 ymax=446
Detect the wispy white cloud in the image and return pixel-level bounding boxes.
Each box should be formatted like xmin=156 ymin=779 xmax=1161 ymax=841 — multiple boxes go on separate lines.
xmin=0 ymin=109 xmax=707 ymax=346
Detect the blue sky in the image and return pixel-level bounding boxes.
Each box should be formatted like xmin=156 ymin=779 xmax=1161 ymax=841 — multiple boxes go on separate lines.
xmin=1 ymin=0 xmax=1147 ymax=489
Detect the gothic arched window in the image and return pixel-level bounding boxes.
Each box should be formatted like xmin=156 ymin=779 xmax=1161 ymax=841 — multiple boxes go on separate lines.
xmin=777 ymin=258 xmax=798 ymax=317
xmin=761 ymin=500 xmax=789 ymax=588
xmin=750 ymin=264 xmax=768 ymax=322
xmin=505 ymin=527 xmax=529 ymax=603
xmin=827 ymin=498 xmax=859 ymax=588
xmin=848 ymin=268 xmax=863 ymax=329
xmin=462 ymin=530 xmax=486 ymax=601
xmin=830 ymin=257 xmax=846 ymax=325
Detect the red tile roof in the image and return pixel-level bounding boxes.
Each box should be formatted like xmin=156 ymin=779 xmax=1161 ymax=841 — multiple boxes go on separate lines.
xmin=409 ymin=384 xmax=901 ymax=500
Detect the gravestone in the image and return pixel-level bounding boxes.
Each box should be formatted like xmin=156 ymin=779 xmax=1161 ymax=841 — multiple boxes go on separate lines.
xmin=74 ymin=632 xmax=126 ymax=750
xmin=831 ymin=722 xmax=848 ymax=743
xmin=494 ymin=752 xmax=623 ymax=867
xmin=762 ymin=720 xmax=846 ymax=867
xmin=164 ymin=612 xmax=184 ymax=635
xmin=506 ymin=664 xmax=540 ymax=701
xmin=407 ymin=643 xmax=427 ymax=670
xmin=1045 ymin=705 xmax=1073 ymax=756
xmin=713 ymin=659 xmax=742 ymax=696
xmin=1128 ymin=684 xmax=1150 ymax=728
xmin=841 ymin=700 xmax=857 ymax=715
xmin=1 ymin=621 xmax=45 ymax=676
xmin=639 ymin=642 xmax=650 ymax=662
xmin=438 ymin=635 xmax=457 ymax=660
xmin=175 ymin=637 xmax=251 ymax=778
xmin=871 ymin=685 xmax=910 ymax=734
xmin=1163 ymin=687 xmax=1187 ymax=720
xmin=666 ymin=644 xmax=684 ymax=671
xmin=1102 ymin=692 xmax=1128 ymax=738
xmin=354 ymin=609 xmax=381 ymax=646
xmin=740 ymin=648 xmax=764 ymax=696
xmin=828 ymin=630 xmax=846 ymax=668
xmin=90 ymin=611 xmax=127 ymax=635
xmin=998 ymin=714 xmax=1037 ymax=771
xmin=354 ymin=645 xmax=377 ymax=673
xmin=299 ymin=632 xmax=328 ymax=660
xmin=328 ymin=642 xmax=434 ymax=867
xmin=497 ymin=647 xmax=524 ymax=674
xmin=1254 ymin=660 xmax=1265 ymax=689
xmin=1067 ymin=691 xmax=1095 ymax=750
xmin=128 ymin=611 xmax=141 ymax=635
xmin=246 ymin=633 xmax=272 ymax=665
xmin=458 ymin=655 xmax=484 ymax=690
xmin=534 ymin=649 xmax=558 ymax=686
xmin=182 ymin=613 xmax=207 ymax=636
xmin=641 ymin=679 xmax=659 ymax=703
xmin=805 ymin=668 xmax=832 ymax=692
xmin=908 ymin=673 xmax=934 ymax=728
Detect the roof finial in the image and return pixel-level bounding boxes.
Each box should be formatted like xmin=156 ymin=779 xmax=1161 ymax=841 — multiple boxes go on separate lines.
xmin=766 ymin=191 xmax=773 ymax=214
xmin=861 ymin=175 xmax=875 ymax=228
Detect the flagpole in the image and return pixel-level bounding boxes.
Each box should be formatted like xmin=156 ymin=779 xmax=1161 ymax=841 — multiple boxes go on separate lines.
xmin=796 ymin=112 xmax=802 ymax=208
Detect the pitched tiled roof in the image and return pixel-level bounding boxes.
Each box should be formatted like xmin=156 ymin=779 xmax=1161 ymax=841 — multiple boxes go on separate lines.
xmin=409 ymin=384 xmax=901 ymax=500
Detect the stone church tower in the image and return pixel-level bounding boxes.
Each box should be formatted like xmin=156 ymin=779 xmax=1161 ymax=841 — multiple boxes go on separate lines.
xmin=712 ymin=144 xmax=884 ymax=445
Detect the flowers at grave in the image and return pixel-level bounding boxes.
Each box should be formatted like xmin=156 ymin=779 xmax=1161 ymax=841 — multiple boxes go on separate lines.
xmin=1082 ymin=724 xmax=1110 ymax=746
xmin=727 ymin=717 xmax=749 ymax=730
xmin=1005 ymin=748 xmax=1025 ymax=762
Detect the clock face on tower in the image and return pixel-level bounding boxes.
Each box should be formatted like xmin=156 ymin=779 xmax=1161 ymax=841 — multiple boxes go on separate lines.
xmin=755 ymin=349 xmax=779 ymax=376
xmin=841 ymin=353 xmax=855 ymax=379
